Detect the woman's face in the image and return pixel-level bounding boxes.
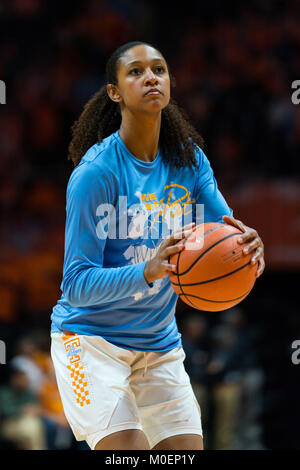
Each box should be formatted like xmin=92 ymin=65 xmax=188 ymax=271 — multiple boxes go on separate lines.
xmin=107 ymin=44 xmax=171 ymax=115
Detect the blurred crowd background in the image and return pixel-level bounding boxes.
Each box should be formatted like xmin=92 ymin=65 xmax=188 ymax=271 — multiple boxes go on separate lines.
xmin=0 ymin=0 xmax=300 ymax=450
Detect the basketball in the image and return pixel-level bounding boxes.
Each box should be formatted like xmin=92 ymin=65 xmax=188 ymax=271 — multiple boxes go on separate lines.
xmin=168 ymin=222 xmax=257 ymax=312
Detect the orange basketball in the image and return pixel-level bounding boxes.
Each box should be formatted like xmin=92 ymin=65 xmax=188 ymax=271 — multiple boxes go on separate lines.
xmin=168 ymin=222 xmax=257 ymax=312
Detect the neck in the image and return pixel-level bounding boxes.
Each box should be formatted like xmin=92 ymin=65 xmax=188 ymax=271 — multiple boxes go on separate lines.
xmin=119 ymin=110 xmax=161 ymax=162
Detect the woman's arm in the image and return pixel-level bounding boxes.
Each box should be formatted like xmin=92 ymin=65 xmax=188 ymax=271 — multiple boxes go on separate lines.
xmin=61 ymin=162 xmax=152 ymax=308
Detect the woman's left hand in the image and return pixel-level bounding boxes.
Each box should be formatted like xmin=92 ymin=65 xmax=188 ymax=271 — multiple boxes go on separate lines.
xmin=222 ymin=215 xmax=265 ymax=278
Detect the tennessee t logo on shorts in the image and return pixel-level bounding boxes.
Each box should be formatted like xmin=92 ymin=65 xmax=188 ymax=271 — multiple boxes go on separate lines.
xmin=62 ymin=332 xmax=90 ymax=407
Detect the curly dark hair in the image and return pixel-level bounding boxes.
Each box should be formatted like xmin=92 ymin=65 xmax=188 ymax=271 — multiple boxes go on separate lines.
xmin=68 ymin=41 xmax=204 ymax=170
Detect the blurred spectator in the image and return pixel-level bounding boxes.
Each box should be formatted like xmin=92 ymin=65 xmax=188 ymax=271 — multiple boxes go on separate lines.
xmin=206 ymin=322 xmax=244 ymax=450
xmin=219 ymin=308 xmax=265 ymax=449
xmin=205 ymin=307 xmax=265 ymax=450
xmin=10 ymin=335 xmax=46 ymax=394
xmin=4 ymin=332 xmax=75 ymax=449
xmin=181 ymin=314 xmax=209 ymax=434
xmin=38 ymin=357 xmax=74 ymax=449
xmin=0 ymin=366 xmax=46 ymax=450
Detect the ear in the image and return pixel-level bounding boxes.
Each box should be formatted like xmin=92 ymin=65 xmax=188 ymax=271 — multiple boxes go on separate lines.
xmin=106 ymin=84 xmax=122 ymax=104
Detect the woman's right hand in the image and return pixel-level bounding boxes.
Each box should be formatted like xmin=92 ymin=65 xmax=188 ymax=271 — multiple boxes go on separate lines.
xmin=143 ymin=222 xmax=195 ymax=285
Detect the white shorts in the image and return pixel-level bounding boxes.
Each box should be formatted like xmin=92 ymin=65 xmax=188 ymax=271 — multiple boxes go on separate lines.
xmin=50 ymin=331 xmax=202 ymax=450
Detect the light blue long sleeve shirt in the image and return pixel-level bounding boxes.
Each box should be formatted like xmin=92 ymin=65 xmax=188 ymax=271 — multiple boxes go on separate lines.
xmin=51 ymin=130 xmax=232 ymax=351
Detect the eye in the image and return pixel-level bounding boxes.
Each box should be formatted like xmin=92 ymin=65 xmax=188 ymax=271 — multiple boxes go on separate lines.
xmin=155 ymin=65 xmax=165 ymax=73
xmin=129 ymin=68 xmax=142 ymax=75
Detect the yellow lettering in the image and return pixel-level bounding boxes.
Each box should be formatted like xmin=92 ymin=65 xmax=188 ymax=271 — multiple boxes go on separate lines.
xmin=170 ymin=203 xmax=182 ymax=218
xmin=182 ymin=202 xmax=194 ymax=216
xmin=147 ymin=185 xmax=195 ymax=231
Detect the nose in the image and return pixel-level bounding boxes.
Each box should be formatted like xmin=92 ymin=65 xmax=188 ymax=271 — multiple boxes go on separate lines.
xmin=144 ymin=68 xmax=158 ymax=86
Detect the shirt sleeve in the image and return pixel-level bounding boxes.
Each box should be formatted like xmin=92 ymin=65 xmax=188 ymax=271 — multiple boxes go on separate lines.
xmin=61 ymin=161 xmax=152 ymax=308
xmin=193 ymin=147 xmax=233 ymax=222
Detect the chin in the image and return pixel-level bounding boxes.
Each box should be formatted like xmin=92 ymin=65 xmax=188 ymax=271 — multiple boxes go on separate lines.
xmin=144 ymin=101 xmax=166 ymax=113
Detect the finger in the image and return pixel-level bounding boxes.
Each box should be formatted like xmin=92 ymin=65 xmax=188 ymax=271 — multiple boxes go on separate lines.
xmin=251 ymin=247 xmax=264 ymax=264
xmin=164 ymin=244 xmax=185 ymax=257
xmin=182 ymin=222 xmax=196 ymax=228
xmin=174 ymin=222 xmax=195 ymax=236
xmin=256 ymin=258 xmax=265 ymax=277
xmin=172 ymin=230 xmax=190 ymax=240
xmin=238 ymin=230 xmax=259 ymax=244
xmin=223 ymin=216 xmax=246 ymax=233
xmin=222 ymin=215 xmax=235 ymax=223
xmin=170 ymin=226 xmax=195 ymax=242
xmin=243 ymin=238 xmax=261 ymax=255
xmin=162 ymin=260 xmax=177 ymax=271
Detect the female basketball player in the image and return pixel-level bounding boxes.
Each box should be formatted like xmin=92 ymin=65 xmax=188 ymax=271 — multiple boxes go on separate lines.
xmin=50 ymin=41 xmax=265 ymax=451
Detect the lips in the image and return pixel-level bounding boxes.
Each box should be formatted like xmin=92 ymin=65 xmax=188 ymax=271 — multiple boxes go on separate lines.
xmin=144 ymin=88 xmax=162 ymax=96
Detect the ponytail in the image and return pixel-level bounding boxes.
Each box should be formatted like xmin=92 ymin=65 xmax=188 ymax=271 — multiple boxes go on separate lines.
xmin=68 ymin=86 xmax=121 ymax=167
